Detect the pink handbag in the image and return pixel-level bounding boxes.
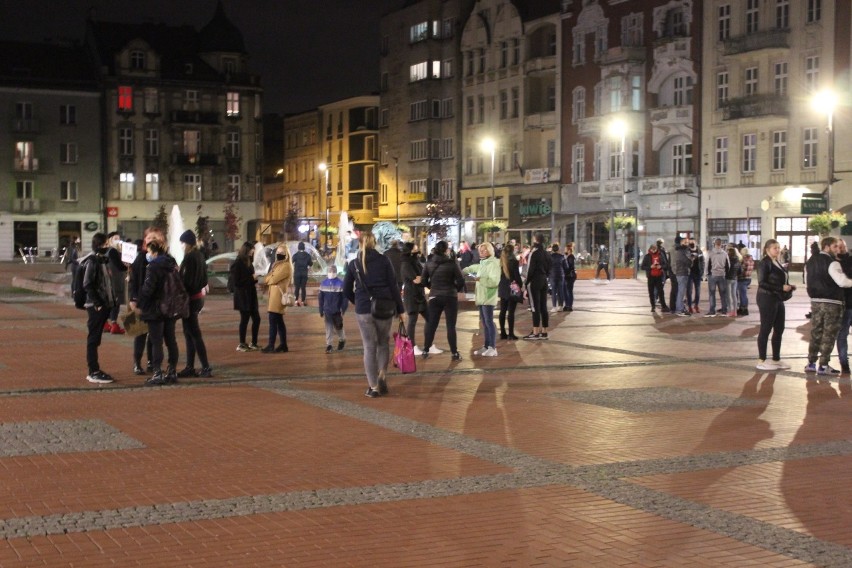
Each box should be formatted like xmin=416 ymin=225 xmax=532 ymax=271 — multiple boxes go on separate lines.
xmin=393 ymin=322 xmax=416 ymax=374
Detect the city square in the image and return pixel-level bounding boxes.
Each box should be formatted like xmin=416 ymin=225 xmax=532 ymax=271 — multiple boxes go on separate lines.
xmin=0 ymin=263 xmax=850 ymax=567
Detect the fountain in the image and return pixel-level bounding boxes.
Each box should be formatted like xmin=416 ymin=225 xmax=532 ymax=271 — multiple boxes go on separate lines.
xmin=168 ymin=204 xmax=186 ymax=266
xmin=253 ymin=242 xmax=270 ymax=276
xmin=335 ymin=211 xmax=355 ymax=272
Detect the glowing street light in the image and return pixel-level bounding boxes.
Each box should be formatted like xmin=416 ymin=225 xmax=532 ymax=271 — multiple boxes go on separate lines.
xmin=813 ymin=89 xmax=838 ymax=211
xmin=481 ymin=137 xmax=496 ymax=222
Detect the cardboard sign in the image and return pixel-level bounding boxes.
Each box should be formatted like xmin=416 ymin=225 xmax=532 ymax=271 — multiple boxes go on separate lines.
xmin=121 ymin=242 xmax=137 ymax=264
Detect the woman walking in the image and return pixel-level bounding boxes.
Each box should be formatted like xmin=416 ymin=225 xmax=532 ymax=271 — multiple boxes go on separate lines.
xmin=564 ymin=242 xmax=577 ymax=312
xmin=756 ymin=239 xmax=793 ymax=370
xmin=230 ymin=242 xmax=261 ymax=352
xmin=498 ymin=243 xmax=523 ymax=340
xmin=463 ymin=242 xmax=501 ymax=356
xmin=421 ymin=240 xmax=466 ymax=361
xmin=261 ymin=244 xmax=293 ymax=353
xmin=342 ymin=233 xmax=405 ymax=398
xmin=523 ymin=233 xmax=552 ymax=340
xmin=726 ymin=246 xmax=741 ymax=317
xmin=400 ymin=242 xmax=428 ymax=355
xmin=177 ymin=230 xmax=212 ymax=377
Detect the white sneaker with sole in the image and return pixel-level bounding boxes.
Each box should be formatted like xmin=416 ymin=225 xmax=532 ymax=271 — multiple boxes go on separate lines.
xmin=429 ymin=346 xmax=444 ymax=354
xmin=413 ymin=346 xmax=424 ymax=356
xmin=483 ymin=347 xmax=498 ymax=357
xmin=756 ymin=360 xmax=778 ymax=371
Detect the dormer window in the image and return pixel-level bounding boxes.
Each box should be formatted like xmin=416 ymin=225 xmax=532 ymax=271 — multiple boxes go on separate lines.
xmin=223 ymin=57 xmax=237 ymax=73
xmin=130 ymin=50 xmax=145 ymax=70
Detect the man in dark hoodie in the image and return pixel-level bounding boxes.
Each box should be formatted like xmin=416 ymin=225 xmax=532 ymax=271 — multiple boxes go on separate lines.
xmin=292 ymin=241 xmax=313 ymax=306
xmin=82 ymin=232 xmax=118 ymax=384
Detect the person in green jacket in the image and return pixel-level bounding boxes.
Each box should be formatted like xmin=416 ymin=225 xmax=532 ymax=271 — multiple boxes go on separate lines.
xmin=463 ymin=242 xmax=501 ymax=356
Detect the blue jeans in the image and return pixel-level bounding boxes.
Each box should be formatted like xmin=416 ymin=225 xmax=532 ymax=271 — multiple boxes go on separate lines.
xmin=836 ymin=308 xmax=852 ymax=366
xmin=565 ymin=278 xmax=575 ymax=309
xmin=707 ymin=275 xmax=728 ymax=314
xmin=675 ymin=275 xmax=689 ymax=313
xmin=737 ymin=279 xmax=751 ymax=310
xmin=550 ymin=277 xmax=565 ymax=308
xmin=686 ymin=274 xmax=701 ymax=307
xmin=479 ymin=304 xmax=496 ymax=348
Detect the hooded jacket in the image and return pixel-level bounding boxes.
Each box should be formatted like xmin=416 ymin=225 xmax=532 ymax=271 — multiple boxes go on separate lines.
xmin=138 ymin=254 xmax=179 ymax=321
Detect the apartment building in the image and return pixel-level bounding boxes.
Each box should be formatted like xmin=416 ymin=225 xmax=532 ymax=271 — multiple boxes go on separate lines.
xmin=273 ymin=110 xmax=322 ymax=244
xmin=378 ymin=0 xmax=474 ymax=242
xmin=560 ymin=0 xmax=701 ymax=259
xmin=0 ymin=41 xmax=102 ymax=261
xmin=701 ymin=0 xmax=852 ymax=266
xmin=86 ymin=2 xmax=263 ymax=249
xmin=459 ymin=0 xmax=562 ymax=244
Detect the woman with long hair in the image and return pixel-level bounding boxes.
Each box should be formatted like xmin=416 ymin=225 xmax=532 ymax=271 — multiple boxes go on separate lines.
xmin=523 ymin=233 xmax=551 ymax=340
xmin=755 ymin=239 xmax=793 ymax=370
xmin=564 ymin=242 xmax=577 ymax=312
xmin=400 ymin=241 xmax=427 ymax=354
xmin=230 ymin=241 xmax=261 ymax=351
xmin=262 ymin=243 xmax=293 ymax=353
xmin=463 ymin=242 xmax=501 ymax=356
xmin=343 ymin=233 xmax=405 ymax=398
xmin=497 ymin=243 xmax=523 ymax=340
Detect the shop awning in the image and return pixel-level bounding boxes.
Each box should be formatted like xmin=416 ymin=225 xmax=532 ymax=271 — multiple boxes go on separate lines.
xmin=506 ymin=214 xmax=575 ymax=232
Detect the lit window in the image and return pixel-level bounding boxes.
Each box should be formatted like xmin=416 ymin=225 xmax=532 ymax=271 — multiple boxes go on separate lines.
xmin=145 ymin=173 xmax=159 ymax=200
xmin=226 ymin=92 xmax=240 ymax=117
xmin=184 ymin=174 xmax=202 ymax=201
xmin=118 ymin=86 xmax=133 ymax=111
xmin=120 ymin=172 xmax=135 ymax=200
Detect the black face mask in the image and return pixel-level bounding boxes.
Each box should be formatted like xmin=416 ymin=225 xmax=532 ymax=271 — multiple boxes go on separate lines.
xmin=276 ymin=253 xmax=286 ymax=261
xmin=98 ymin=247 xmax=109 ymax=255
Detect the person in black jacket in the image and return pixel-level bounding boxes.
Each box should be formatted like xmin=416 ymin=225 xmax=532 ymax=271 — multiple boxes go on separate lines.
xmin=564 ymin=242 xmax=577 ymax=312
xmin=82 ymin=232 xmax=118 ymax=384
xmin=400 ymin=242 xmax=427 ymax=353
xmin=177 ymin=230 xmax=212 ymax=378
xmin=523 ymin=233 xmax=552 ymax=340
xmin=836 ymin=240 xmax=852 ymax=374
xmin=136 ymin=239 xmax=180 ymax=385
xmin=292 ymin=241 xmax=313 ymax=306
xmin=104 ymin=232 xmax=128 ymax=334
xmin=421 ymin=240 xmax=465 ymax=360
xmin=549 ymin=243 xmax=569 ymax=313
xmin=755 ymin=239 xmax=794 ymax=371
xmin=343 ymin=232 xmax=405 ymax=398
xmin=128 ymin=229 xmax=161 ymax=375
xmin=231 ymin=242 xmax=261 ymax=351
xmin=498 ymin=243 xmax=523 ymax=340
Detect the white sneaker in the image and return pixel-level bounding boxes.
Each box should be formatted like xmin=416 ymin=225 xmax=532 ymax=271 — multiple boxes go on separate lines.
xmin=413 ymin=346 xmax=424 ymax=356
xmin=429 ymin=346 xmax=444 ymax=354
xmin=773 ymin=361 xmax=790 ymax=370
xmin=549 ymin=307 xmax=559 ymax=313
xmin=483 ymin=347 xmax=498 ymax=357
xmin=473 ymin=347 xmax=486 ymax=355
xmin=756 ymin=361 xmax=779 ymax=371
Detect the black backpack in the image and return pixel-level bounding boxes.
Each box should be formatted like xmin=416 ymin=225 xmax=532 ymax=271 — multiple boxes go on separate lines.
xmin=73 ymin=256 xmax=92 ymax=309
xmin=160 ymin=268 xmax=190 ymax=319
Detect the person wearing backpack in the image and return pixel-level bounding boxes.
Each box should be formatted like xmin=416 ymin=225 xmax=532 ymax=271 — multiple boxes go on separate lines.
xmin=177 ymin=230 xmax=212 ymax=378
xmin=128 ymin=231 xmax=160 ymax=375
xmin=81 ymin=232 xmax=119 ymax=384
xmin=136 ymin=239 xmax=182 ymax=386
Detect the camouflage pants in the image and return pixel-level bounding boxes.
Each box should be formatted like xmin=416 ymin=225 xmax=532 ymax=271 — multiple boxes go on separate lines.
xmin=808 ymin=302 xmax=844 ymax=366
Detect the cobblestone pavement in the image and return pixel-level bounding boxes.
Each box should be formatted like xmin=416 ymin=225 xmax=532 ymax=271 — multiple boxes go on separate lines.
xmin=0 ymin=268 xmax=850 ymax=567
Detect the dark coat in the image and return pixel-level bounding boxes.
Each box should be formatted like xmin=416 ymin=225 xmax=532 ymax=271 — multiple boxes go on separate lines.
xmin=525 ymin=244 xmax=551 ymax=288
xmin=497 ymin=256 xmax=523 ymax=300
xmin=128 ymin=250 xmax=148 ymax=303
xmin=230 ymin=258 xmax=258 ymax=312
xmin=138 ymin=254 xmax=179 ymax=321
xmin=342 ymin=249 xmax=404 ymax=316
xmin=757 ymin=257 xmax=788 ymax=301
xmin=180 ymin=248 xmax=208 ymax=297
xmin=384 ymin=246 xmax=404 ymax=287
xmin=422 ymin=254 xmax=465 ymax=298
xmin=292 ymin=250 xmax=313 ymax=278
xmin=549 ymin=252 xmax=568 ymax=281
xmin=400 ymin=252 xmax=426 ymax=314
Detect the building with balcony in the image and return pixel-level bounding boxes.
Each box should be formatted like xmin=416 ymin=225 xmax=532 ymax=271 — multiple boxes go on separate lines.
xmin=560 ymin=0 xmax=701 ymax=261
xmin=317 ymin=96 xmax=380 ymax=229
xmin=0 ymin=41 xmax=102 ymax=261
xmin=86 ymin=1 xmax=263 ymax=249
xmin=459 ymin=0 xmax=561 ymax=245
xmin=701 ymin=0 xmax=852 ymax=265
xmin=378 ymin=0 xmax=475 ymax=244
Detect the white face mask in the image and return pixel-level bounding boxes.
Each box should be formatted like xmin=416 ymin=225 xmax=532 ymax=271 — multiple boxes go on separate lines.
xmin=328 ymin=272 xmax=336 ymax=279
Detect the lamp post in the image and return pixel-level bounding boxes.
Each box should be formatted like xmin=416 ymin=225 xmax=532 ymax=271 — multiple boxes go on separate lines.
xmin=481 ymin=137 xmax=496 ymax=222
xmin=813 ymin=89 xmax=837 ymax=211
xmin=318 ymin=162 xmax=330 ymax=249
xmin=394 ymin=156 xmax=400 ymax=226
xmin=608 ymin=119 xmax=628 ymax=280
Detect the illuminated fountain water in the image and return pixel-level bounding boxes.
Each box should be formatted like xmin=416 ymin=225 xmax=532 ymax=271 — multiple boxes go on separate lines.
xmin=168 ymin=204 xmax=186 ymax=266
xmin=335 ymin=211 xmax=355 ymax=271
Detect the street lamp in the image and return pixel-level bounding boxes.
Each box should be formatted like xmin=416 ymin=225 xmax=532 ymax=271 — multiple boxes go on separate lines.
xmin=608 ymin=119 xmax=628 ymax=280
xmin=393 ymin=156 xmax=400 ymax=226
xmin=318 ymin=162 xmax=330 ymax=249
xmin=813 ymin=89 xmax=838 ymax=211
xmin=481 ymin=137 xmax=496 ymax=222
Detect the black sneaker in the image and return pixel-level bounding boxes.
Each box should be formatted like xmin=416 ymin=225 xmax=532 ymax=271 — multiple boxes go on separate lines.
xmin=275 ymin=345 xmax=288 ymax=353
xmin=325 ymin=345 xmax=333 ymax=354
xmin=539 ymin=333 xmax=549 ymax=340
xmin=198 ymin=367 xmax=213 ymax=378
xmin=378 ymin=377 xmax=389 ymax=394
xmin=146 ymin=361 xmax=154 ymax=372
xmin=522 ymin=332 xmax=538 ymax=340
xmin=133 ymin=364 xmax=145 ymax=376
xmin=261 ymin=345 xmax=276 ymax=353
xmin=421 ymin=350 xmax=430 ymax=360
xmin=337 ymin=339 xmax=345 ymax=351
xmin=451 ymin=352 xmax=462 ymax=361
xmin=165 ymin=367 xmax=178 ymax=384
xmin=145 ymin=371 xmax=166 ymax=386
xmin=177 ymin=367 xmax=198 ymax=378
xmin=86 ymin=370 xmax=114 ymax=384
xmin=247 ymin=343 xmax=260 ymax=351
xmin=365 ymin=387 xmax=380 ymax=398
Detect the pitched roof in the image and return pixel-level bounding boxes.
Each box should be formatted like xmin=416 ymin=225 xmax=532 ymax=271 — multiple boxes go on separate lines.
xmin=0 ymin=40 xmax=98 ymax=89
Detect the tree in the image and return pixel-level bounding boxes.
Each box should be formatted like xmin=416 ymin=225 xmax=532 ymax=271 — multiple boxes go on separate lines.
xmin=223 ymin=190 xmax=242 ymax=242
xmin=424 ymin=199 xmax=460 ymax=241
xmin=281 ymin=198 xmax=301 ymax=242
xmin=195 ymin=204 xmax=209 ymax=242
xmin=152 ymin=204 xmax=168 ymax=235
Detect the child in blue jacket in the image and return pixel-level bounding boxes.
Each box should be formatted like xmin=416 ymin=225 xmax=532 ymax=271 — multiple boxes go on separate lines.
xmin=318 ymin=265 xmax=348 ymax=353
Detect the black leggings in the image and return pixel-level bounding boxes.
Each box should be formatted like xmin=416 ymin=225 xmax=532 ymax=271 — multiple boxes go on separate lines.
xmin=406 ymin=310 xmax=424 ymax=349
xmin=293 ymin=275 xmax=308 ymax=302
xmin=423 ymin=296 xmax=459 ymax=354
xmin=181 ymin=298 xmax=209 ymax=368
xmin=239 ymin=308 xmax=261 ymax=344
xmin=528 ymin=282 xmax=549 ymax=328
xmin=267 ymin=312 xmax=287 ymax=349
xmin=148 ymin=318 xmax=179 ymax=371
xmin=133 ymin=333 xmax=153 ymax=367
xmin=499 ymin=298 xmax=518 ymax=336
xmin=757 ymin=292 xmax=785 ymax=361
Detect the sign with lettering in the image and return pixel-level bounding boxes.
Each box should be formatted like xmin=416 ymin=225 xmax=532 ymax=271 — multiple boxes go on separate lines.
xmin=801 ymin=197 xmax=827 ymax=214
xmin=408 ymin=192 xmax=427 ymax=202
xmin=523 ymin=168 xmax=550 ymax=184
xmin=519 ymin=200 xmax=551 ymax=217
xmin=106 ymin=207 xmax=119 ymax=217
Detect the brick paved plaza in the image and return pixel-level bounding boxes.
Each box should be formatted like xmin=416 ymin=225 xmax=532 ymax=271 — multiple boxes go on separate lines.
xmin=0 ymin=266 xmax=850 ymax=567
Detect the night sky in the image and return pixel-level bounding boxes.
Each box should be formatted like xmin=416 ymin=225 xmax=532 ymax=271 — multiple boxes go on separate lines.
xmin=0 ymin=0 xmax=406 ymax=114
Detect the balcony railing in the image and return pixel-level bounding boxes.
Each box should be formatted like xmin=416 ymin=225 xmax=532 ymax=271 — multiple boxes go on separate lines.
xmin=639 ymin=175 xmax=698 ymax=195
xmin=170 ymin=110 xmax=220 ymax=124
xmin=523 ymin=55 xmax=557 ymax=74
xmin=12 ymin=198 xmax=40 ymax=214
xmin=14 ymin=158 xmax=39 ymax=172
xmin=172 ymin=153 xmax=219 ymax=166
xmin=722 ymin=94 xmax=788 ymax=120
xmin=649 ymin=105 xmax=692 ymax=126
xmin=723 ymin=29 xmax=789 ymax=55
xmin=596 ymin=45 xmax=646 ymax=66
